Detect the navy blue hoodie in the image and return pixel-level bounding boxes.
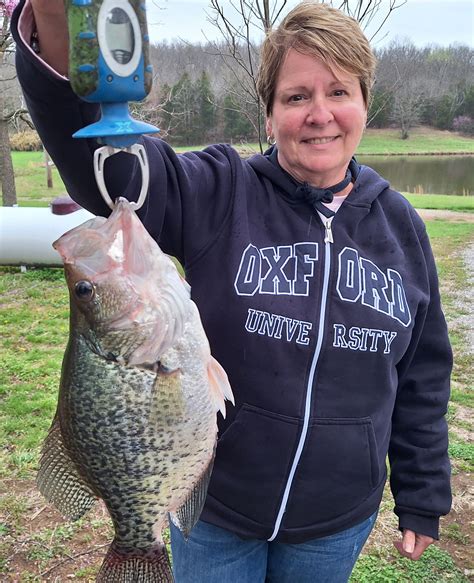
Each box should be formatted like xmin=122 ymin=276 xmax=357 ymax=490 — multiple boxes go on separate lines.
xmin=13 ymin=0 xmax=451 ymax=543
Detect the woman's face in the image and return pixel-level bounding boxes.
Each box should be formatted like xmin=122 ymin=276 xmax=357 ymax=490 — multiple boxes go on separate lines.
xmin=266 ymin=48 xmax=367 ymax=188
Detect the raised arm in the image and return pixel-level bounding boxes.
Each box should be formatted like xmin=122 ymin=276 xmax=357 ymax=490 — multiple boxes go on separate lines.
xmin=12 ymin=0 xmax=238 ymax=265
xmin=30 ymin=0 xmax=69 ymax=75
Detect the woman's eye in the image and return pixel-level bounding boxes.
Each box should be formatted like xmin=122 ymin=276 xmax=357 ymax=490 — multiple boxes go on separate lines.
xmin=289 ymin=94 xmax=306 ymax=103
xmin=333 ymin=89 xmax=348 ymax=97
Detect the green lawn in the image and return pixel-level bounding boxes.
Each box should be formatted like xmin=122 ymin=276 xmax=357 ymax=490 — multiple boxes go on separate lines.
xmin=11 ymin=151 xmax=67 ymax=206
xmin=403 ymin=194 xmax=474 ymax=213
xmin=356 ymin=128 xmax=474 ymax=156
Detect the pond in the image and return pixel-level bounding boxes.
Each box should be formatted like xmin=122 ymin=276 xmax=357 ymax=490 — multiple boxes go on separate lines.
xmin=356 ymin=155 xmax=474 ymax=196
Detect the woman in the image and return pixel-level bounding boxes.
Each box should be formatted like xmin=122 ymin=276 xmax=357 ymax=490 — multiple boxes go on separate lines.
xmin=12 ymin=1 xmax=452 ymax=581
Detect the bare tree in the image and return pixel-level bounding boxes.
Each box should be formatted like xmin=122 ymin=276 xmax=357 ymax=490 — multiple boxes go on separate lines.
xmin=377 ymin=42 xmax=427 ymax=138
xmin=206 ymin=0 xmax=289 ymax=151
xmin=0 ymin=2 xmax=17 ymax=205
xmin=391 ymin=87 xmax=423 ymax=139
xmin=207 ymin=0 xmax=406 ymax=151
xmin=335 ymin=1 xmax=406 ymax=43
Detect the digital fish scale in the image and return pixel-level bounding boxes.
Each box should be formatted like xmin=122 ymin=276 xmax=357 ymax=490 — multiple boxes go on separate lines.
xmin=66 ymin=0 xmax=159 ymax=209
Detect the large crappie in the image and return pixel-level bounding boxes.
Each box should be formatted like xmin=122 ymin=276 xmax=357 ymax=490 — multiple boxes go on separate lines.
xmin=37 ymin=198 xmax=233 ymax=582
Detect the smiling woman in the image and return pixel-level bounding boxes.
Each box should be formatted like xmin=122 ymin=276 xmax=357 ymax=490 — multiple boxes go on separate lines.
xmin=266 ymin=50 xmax=367 ymax=188
xmin=12 ymin=1 xmax=452 ymax=582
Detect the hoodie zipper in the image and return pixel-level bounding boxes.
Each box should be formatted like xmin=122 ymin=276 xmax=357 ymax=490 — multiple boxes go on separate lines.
xmin=268 ymin=215 xmax=334 ymax=541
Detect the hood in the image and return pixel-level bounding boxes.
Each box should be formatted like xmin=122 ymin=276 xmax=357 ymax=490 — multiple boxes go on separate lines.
xmin=247 ymin=146 xmax=391 ymax=211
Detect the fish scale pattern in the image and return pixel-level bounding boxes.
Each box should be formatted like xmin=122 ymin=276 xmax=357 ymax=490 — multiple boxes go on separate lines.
xmin=59 ymin=333 xmax=215 ymax=551
xmin=37 ymin=200 xmax=233 ymax=581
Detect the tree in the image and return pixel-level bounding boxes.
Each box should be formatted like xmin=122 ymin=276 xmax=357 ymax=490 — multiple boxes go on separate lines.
xmin=160 ymin=73 xmax=198 ymax=145
xmin=0 ymin=0 xmax=18 ymax=206
xmin=222 ymin=89 xmax=255 ymax=142
xmin=207 ymin=0 xmax=406 ymax=151
xmin=367 ymin=88 xmax=393 ymax=128
xmin=194 ymin=71 xmax=216 ymax=144
xmin=155 ymin=82 xmax=174 ymax=139
xmin=458 ymin=85 xmax=474 ymax=118
xmin=206 ymin=0 xmax=287 ymax=151
xmin=143 ymin=39 xmax=474 ymax=141
xmin=376 ymin=42 xmax=427 ymax=138
xmin=391 ymin=88 xmax=423 ymax=139
xmin=374 ymin=42 xmax=474 ymax=134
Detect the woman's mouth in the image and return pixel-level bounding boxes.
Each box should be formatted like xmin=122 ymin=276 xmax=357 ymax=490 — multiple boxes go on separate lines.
xmin=304 ymin=136 xmax=339 ymax=145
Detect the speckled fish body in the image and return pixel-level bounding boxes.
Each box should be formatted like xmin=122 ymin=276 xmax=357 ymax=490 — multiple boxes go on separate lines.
xmin=37 ymin=199 xmax=233 ymax=582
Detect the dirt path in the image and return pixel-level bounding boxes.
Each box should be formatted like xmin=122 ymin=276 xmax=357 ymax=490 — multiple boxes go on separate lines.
xmin=416 ymin=209 xmax=474 ymax=222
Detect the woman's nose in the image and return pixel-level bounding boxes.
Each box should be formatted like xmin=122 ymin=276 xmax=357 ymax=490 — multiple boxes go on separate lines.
xmin=306 ymin=98 xmax=334 ymax=125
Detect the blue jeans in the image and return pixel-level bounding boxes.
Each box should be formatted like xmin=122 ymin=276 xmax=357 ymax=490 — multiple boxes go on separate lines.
xmin=170 ymin=511 xmax=377 ymax=583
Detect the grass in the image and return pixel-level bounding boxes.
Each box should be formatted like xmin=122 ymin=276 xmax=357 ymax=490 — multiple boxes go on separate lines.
xmin=425 ymin=222 xmax=474 ymax=392
xmin=11 ymin=151 xmax=67 ymax=205
xmin=351 ymin=545 xmax=469 ymax=582
xmin=444 ymin=523 xmax=470 ymax=545
xmin=450 ymin=388 xmax=474 ymax=408
xmin=448 ymin=440 xmax=474 ymax=473
xmin=356 ymin=127 xmax=474 ymax=156
xmin=0 ymin=267 xmax=68 ymax=479
xmin=403 ymin=194 xmax=474 ymax=212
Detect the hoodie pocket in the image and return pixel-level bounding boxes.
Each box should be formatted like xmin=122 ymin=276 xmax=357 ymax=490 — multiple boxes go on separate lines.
xmin=283 ymin=417 xmax=380 ymax=528
xmin=207 ymin=403 xmax=301 ymax=526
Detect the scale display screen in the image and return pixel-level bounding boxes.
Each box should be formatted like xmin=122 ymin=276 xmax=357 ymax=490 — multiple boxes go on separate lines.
xmin=105 ymin=7 xmax=134 ymax=65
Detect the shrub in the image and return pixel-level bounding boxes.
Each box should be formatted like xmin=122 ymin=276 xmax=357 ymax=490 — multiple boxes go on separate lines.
xmin=10 ymin=130 xmax=43 ymax=151
xmin=452 ymin=115 xmax=474 ymax=136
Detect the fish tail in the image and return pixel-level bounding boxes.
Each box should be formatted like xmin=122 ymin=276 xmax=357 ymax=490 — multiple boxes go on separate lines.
xmin=97 ymin=540 xmax=173 ymax=582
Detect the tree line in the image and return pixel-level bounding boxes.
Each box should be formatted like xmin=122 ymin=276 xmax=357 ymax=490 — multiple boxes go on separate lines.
xmin=133 ymin=41 xmax=474 ymax=147
xmin=370 ymin=43 xmax=473 ymax=138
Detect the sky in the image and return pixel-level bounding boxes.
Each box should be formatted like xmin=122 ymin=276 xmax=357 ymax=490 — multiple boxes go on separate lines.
xmin=145 ymin=0 xmax=474 ymax=48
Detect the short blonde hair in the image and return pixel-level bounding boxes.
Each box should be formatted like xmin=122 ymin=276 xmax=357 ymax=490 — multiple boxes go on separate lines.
xmin=257 ymin=1 xmax=376 ymax=115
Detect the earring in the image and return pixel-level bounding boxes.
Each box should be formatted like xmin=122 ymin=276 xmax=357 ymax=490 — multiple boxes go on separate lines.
xmin=267 ymin=135 xmax=276 ymax=146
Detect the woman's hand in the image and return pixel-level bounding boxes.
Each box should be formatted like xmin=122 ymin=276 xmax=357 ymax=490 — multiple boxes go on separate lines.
xmin=30 ymin=0 xmax=69 ymax=75
xmin=393 ymin=529 xmax=434 ymax=560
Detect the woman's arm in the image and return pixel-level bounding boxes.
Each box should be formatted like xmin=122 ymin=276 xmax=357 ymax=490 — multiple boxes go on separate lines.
xmin=12 ymin=0 xmax=238 ymax=264
xmin=390 ymin=228 xmax=452 ymax=545
xmin=30 ymin=0 xmax=69 ymax=75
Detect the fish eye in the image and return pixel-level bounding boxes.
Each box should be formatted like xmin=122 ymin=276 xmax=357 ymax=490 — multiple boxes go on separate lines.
xmin=74 ymin=280 xmax=95 ymax=301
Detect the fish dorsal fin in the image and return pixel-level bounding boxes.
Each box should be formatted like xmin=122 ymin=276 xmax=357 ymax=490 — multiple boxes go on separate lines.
xmin=37 ymin=414 xmax=97 ymax=520
xmin=207 ymin=357 xmax=235 ymax=419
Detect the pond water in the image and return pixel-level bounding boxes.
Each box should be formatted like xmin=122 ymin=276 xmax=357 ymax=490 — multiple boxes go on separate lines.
xmin=357 ymin=155 xmax=474 ymax=196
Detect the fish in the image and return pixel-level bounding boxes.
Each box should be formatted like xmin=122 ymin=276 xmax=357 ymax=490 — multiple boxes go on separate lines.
xmin=36 ymin=198 xmax=234 ymax=582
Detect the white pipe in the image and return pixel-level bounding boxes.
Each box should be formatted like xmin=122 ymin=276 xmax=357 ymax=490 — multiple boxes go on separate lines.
xmin=0 ymin=206 xmax=95 ymax=267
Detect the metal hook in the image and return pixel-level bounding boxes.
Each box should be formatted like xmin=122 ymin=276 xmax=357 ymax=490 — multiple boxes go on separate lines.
xmin=93 ymin=143 xmax=150 ymax=211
